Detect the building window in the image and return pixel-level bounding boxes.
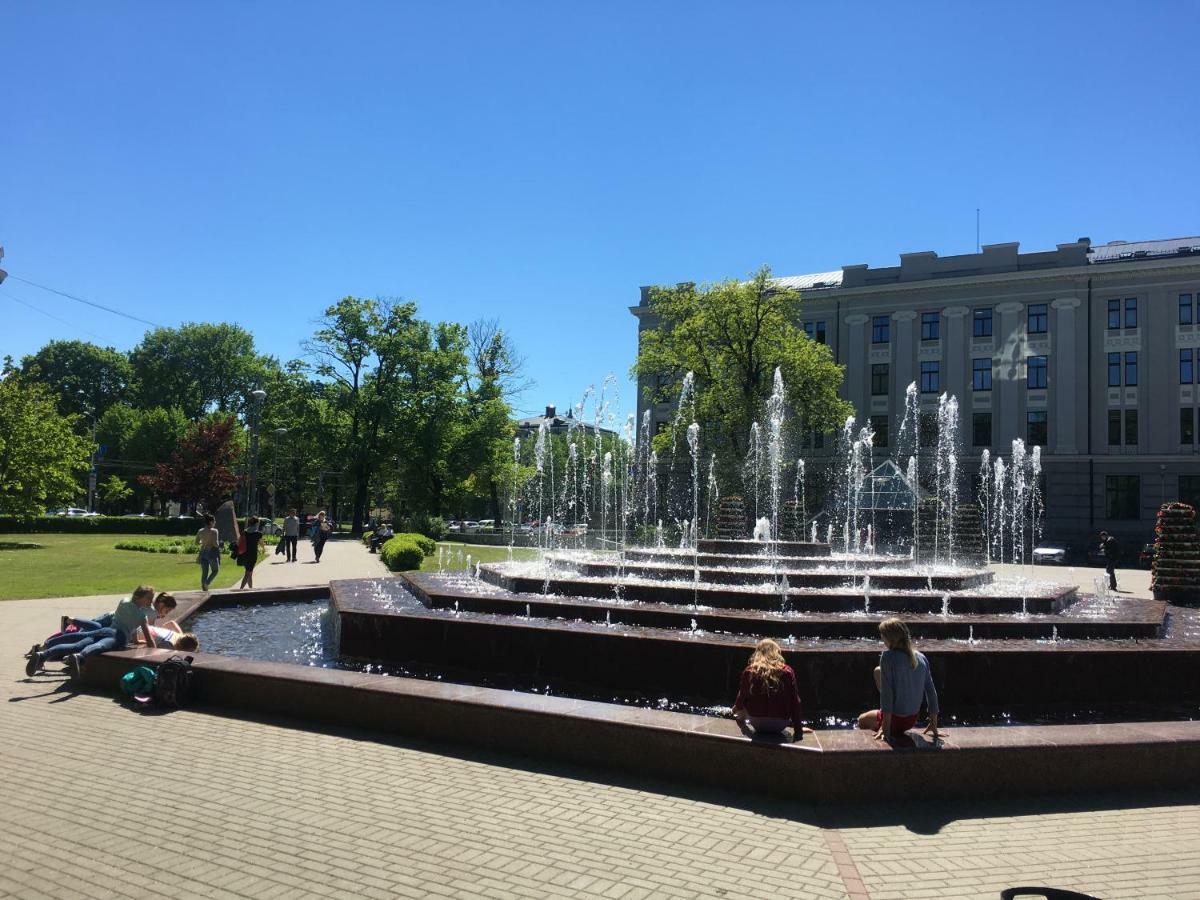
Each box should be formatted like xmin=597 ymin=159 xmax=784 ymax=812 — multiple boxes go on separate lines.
xmin=920 ymin=360 xmax=940 ymax=393
xmin=1108 ymin=410 xmax=1122 ymax=446
xmin=1125 ymin=351 xmax=1138 ymax=387
xmin=1182 ymin=349 xmax=1195 ymax=385
xmin=872 ymin=315 xmax=890 ymax=344
xmin=1027 ymin=355 xmax=1048 ymax=390
xmin=871 ymin=364 xmax=889 ymax=396
xmin=972 ymin=413 xmax=991 ymax=448
xmin=973 ymin=308 xmax=992 ymax=338
xmin=815 ymin=321 xmax=826 ymax=344
xmin=804 ymin=321 xmax=827 ymax=344
xmin=1125 ymin=298 xmax=1138 ymax=329
xmin=1107 ymin=298 xmax=1121 ymax=330
xmin=1181 ymin=408 xmax=1195 ymax=445
xmin=918 ymin=412 xmax=937 ymax=447
xmin=1028 ymin=303 xmax=1048 ymax=334
xmin=1105 ymin=475 xmax=1140 ymax=520
xmin=972 ymin=358 xmax=992 ymax=391
xmin=1181 ymin=475 xmax=1200 ymax=511
xmin=1181 ymin=293 xmax=1194 ymax=326
xmin=920 ymin=312 xmax=940 ymax=341
xmin=803 ymin=322 xmax=813 ymax=340
xmin=870 ymin=415 xmax=889 ymax=448
xmin=1125 ymin=409 xmax=1138 ymax=446
xmin=1027 ymin=410 xmax=1047 ymax=446
xmin=1107 ymin=352 xmax=1121 ymax=387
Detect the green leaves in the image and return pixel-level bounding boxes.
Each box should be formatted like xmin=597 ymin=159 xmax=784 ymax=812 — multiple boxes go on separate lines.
xmin=0 ymin=380 xmax=93 ymax=515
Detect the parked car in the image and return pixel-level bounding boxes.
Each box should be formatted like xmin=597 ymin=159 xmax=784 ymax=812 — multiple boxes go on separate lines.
xmin=563 ymin=523 xmax=589 ymax=537
xmin=447 ymin=521 xmax=463 ymax=533
xmin=63 ymin=507 xmax=98 ymax=517
xmin=461 ymin=521 xmax=481 ymax=534
xmin=1032 ymin=543 xmax=1070 ymax=566
xmin=477 ymin=519 xmax=496 ymax=532
xmin=1139 ymin=542 xmax=1155 ymax=568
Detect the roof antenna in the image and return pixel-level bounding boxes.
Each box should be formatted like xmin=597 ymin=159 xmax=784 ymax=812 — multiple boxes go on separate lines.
xmin=976 ymin=208 xmax=981 ymax=253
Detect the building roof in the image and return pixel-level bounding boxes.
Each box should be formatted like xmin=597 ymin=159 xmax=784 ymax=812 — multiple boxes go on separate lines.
xmin=773 ymin=270 xmax=844 ymax=291
xmin=516 ymin=405 xmax=619 ymax=436
xmin=1087 ymin=237 xmax=1200 ymax=264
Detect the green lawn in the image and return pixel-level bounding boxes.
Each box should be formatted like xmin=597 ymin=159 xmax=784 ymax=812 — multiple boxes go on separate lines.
xmin=420 ymin=541 xmax=538 ymax=571
xmin=0 ymin=533 xmax=243 ymax=601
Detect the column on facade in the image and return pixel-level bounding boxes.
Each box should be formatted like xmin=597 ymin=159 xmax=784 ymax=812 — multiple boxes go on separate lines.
xmin=1051 ymin=297 xmax=1081 ymax=454
xmin=844 ymin=314 xmax=869 ymax=417
xmin=943 ymin=306 xmax=969 ymax=395
xmin=892 ymin=310 xmax=916 ymax=393
xmin=995 ymin=301 xmax=1024 ymax=448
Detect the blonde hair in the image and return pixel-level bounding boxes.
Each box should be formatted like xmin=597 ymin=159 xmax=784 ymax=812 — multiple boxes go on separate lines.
xmin=879 ymin=617 xmax=918 ymax=669
xmin=746 ymin=638 xmax=787 ymax=692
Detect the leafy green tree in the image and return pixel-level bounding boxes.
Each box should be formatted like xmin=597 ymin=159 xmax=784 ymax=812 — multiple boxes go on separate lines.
xmin=130 ymin=323 xmax=272 ymax=419
xmin=634 ymin=266 xmax=853 ymax=482
xmin=98 ymin=474 xmax=133 ymax=512
xmin=19 ymin=339 xmax=133 ymax=418
xmin=97 ymin=404 xmax=190 ymax=464
xmin=0 ymin=379 xmax=93 ymax=515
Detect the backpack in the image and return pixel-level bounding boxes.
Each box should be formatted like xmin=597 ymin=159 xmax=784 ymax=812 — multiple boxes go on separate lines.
xmin=120 ymin=665 xmax=157 ymax=700
xmin=153 ymin=655 xmax=195 ymax=709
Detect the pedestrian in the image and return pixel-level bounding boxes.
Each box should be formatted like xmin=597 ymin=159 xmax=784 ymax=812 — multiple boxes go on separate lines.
xmin=283 ymin=508 xmax=300 ymax=562
xmin=26 ymin=586 xmax=157 ymax=678
xmin=1099 ymin=530 xmax=1120 ymax=591
xmin=731 ymin=638 xmax=809 ymax=741
xmin=238 ymin=516 xmax=265 ymax=590
xmin=195 ymin=514 xmax=222 ymax=591
xmin=311 ymin=510 xmax=331 ymax=563
xmin=857 ymin=617 xmax=940 ymax=741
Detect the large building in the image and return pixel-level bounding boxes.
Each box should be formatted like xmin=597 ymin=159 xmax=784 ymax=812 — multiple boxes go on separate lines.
xmin=631 ymin=235 xmax=1200 ymax=546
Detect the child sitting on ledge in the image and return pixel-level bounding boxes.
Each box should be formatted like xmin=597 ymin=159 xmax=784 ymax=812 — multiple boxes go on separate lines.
xmin=857 ymin=617 xmax=940 ymax=741
xmin=732 ymin=638 xmax=810 ymax=741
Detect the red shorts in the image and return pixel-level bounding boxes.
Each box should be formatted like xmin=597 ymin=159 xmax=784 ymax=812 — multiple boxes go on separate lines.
xmin=875 ymin=710 xmax=919 ymax=736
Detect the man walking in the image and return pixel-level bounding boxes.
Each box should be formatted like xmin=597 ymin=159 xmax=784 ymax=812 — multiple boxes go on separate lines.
xmin=1099 ymin=530 xmax=1120 ymax=591
xmin=283 ymin=508 xmax=300 ymax=562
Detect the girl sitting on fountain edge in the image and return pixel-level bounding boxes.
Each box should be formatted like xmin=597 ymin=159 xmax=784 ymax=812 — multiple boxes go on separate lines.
xmin=732 ymin=638 xmax=811 ymax=741
xmin=858 ymin=617 xmax=940 ymax=741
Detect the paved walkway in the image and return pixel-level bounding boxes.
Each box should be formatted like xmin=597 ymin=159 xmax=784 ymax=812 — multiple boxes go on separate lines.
xmin=237 ymin=537 xmax=390 ymax=589
xmin=990 ymin=562 xmax=1153 ymax=599
xmin=4 ymin=596 xmax=1199 ymax=898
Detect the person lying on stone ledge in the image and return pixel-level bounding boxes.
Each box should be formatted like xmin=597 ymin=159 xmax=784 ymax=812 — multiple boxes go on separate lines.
xmin=732 ymin=638 xmax=812 ymax=741
xmin=857 ymin=617 xmax=940 ymax=742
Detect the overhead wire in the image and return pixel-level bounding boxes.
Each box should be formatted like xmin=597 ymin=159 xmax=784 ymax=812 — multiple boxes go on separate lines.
xmin=1 ymin=287 xmax=107 ymax=339
xmin=7 ymin=274 xmax=163 ymax=328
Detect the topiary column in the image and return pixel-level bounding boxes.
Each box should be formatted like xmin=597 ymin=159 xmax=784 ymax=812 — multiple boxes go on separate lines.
xmin=1151 ymin=502 xmax=1200 ymax=605
xmin=715 ymin=496 xmax=747 ymax=539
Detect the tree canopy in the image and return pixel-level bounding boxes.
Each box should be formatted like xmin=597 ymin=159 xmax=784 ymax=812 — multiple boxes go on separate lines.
xmin=0 ymin=379 xmax=93 ymax=515
xmin=19 ymin=339 xmax=133 ymax=417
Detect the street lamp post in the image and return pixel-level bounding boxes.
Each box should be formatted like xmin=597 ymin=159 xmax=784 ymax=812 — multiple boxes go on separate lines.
xmin=76 ymin=390 xmax=97 ymax=513
xmin=247 ymin=389 xmax=267 ymax=517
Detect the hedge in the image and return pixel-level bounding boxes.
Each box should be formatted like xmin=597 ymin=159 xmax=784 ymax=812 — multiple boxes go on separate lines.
xmin=0 ymin=516 xmax=199 ymax=536
xmin=380 ymin=537 xmax=425 ymax=572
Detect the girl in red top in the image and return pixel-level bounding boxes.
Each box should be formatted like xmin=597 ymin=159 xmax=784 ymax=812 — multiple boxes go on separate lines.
xmin=732 ymin=638 xmax=810 ymax=741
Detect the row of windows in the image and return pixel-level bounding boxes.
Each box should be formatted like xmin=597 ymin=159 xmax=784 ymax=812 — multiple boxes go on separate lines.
xmin=1107 ymin=352 xmax=1139 ymax=387
xmin=1105 ymin=475 xmax=1200 ymax=520
xmin=1107 ymin=298 xmax=1138 ymax=330
xmin=871 ymin=304 xmax=1048 ymax=345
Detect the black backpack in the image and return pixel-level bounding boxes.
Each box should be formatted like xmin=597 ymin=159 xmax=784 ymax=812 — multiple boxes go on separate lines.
xmin=154 ymin=655 xmax=195 ymax=708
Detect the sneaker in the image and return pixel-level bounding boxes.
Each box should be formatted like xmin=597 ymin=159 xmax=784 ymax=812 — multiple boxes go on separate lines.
xmin=60 ymin=615 xmax=70 ymax=632
xmin=24 ymin=643 xmax=39 ymax=659
xmin=65 ymin=654 xmax=83 ymax=679
xmin=25 ymin=652 xmax=41 ymax=677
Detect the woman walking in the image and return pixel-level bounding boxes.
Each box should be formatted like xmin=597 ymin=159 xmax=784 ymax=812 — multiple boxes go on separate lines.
xmin=311 ymin=510 xmax=331 ymax=563
xmin=857 ymin=617 xmax=940 ymax=740
xmin=237 ymin=516 xmax=265 ymax=589
xmin=731 ymin=638 xmax=808 ymax=740
xmin=196 ymin=514 xmax=221 ymax=591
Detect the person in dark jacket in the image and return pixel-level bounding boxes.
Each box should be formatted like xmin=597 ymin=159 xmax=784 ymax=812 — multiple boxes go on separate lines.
xmin=1099 ymin=530 xmax=1120 ymax=591
xmin=732 ymin=638 xmax=809 ymax=741
xmin=310 ymin=510 xmax=331 ymax=562
xmin=237 ymin=516 xmax=265 ymax=589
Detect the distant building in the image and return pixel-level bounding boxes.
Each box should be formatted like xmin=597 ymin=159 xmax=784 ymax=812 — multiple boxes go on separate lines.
xmin=517 ymin=405 xmax=618 ymax=437
xmin=632 ymin=235 xmax=1200 ymax=546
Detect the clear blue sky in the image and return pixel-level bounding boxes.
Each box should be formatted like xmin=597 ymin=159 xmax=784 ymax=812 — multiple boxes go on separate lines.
xmin=3 ymin=2 xmax=1198 ymax=418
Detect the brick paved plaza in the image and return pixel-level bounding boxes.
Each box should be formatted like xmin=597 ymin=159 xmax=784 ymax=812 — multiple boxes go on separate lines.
xmin=3 ymin=550 xmax=1199 ymax=899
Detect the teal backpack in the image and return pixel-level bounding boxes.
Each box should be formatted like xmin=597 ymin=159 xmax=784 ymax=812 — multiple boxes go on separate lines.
xmin=120 ymin=665 xmax=157 ymax=701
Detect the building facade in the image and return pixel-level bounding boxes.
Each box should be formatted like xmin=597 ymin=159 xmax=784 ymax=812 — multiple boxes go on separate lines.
xmin=631 ymin=236 xmax=1200 ymax=546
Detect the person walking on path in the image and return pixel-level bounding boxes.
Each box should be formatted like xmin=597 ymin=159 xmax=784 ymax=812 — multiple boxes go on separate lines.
xmin=311 ymin=510 xmax=331 ymax=563
xmin=283 ymin=509 xmax=300 ymax=562
xmin=196 ymin=514 xmax=222 ymax=590
xmin=1100 ymin=530 xmax=1120 ymax=591
xmin=237 ymin=516 xmax=265 ymax=590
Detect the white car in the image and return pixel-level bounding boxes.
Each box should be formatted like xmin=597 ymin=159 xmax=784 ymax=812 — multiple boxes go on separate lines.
xmin=64 ymin=507 xmax=98 ymax=517
xmin=462 ymin=521 xmax=481 ymax=534
xmin=477 ymin=519 xmax=496 ymax=532
xmin=1032 ymin=544 xmax=1069 ymax=565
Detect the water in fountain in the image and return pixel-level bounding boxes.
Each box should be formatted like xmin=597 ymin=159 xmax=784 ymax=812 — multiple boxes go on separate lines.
xmin=969 ymin=625 xmax=975 ymax=645
xmin=934 ymin=393 xmax=960 ymax=564
xmin=753 ymin=517 xmax=771 ymax=542
xmin=765 ymin=367 xmax=786 ymax=555
xmin=941 ymin=593 xmax=951 ymax=616
xmin=744 ymin=422 xmax=763 ymax=525
xmin=667 ymin=372 xmax=696 ymax=528
xmin=1052 ymin=625 xmax=1059 ymax=643
xmin=525 ymin=603 xmax=532 ymax=619
xmin=794 ymin=458 xmax=807 ymax=533
xmin=907 ymin=455 xmax=919 ymax=561
xmin=811 ymin=521 xmax=818 ymax=542
xmin=993 ymin=456 xmax=1008 ymax=563
xmin=863 ymin=575 xmax=872 ymax=615
xmin=704 ymin=454 xmax=718 ymax=540
xmin=978 ymin=449 xmax=992 ymax=561
xmin=1029 ymin=445 xmax=1044 ymax=552
xmin=1010 ymin=439 xmax=1027 ymax=568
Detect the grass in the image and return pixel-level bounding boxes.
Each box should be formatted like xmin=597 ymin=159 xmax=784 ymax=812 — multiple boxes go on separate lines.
xmin=419 ymin=541 xmax=538 ymax=571
xmin=0 ymin=532 xmax=243 ymax=600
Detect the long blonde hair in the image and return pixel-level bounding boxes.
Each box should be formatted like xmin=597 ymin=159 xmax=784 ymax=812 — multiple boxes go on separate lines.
xmin=746 ymin=638 xmax=787 ymax=692
xmin=879 ymin=617 xmax=918 ymax=669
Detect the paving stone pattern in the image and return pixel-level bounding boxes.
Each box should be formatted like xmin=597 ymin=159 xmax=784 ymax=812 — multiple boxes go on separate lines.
xmin=3 ymin=594 xmax=1199 ymax=899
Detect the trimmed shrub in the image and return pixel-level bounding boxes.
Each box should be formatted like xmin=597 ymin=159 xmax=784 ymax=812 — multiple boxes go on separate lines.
xmin=394 ymin=532 xmax=436 ymax=557
xmin=379 ymin=536 xmax=425 ymax=572
xmin=361 ymin=530 xmax=375 ymax=546
xmin=0 ymin=515 xmax=199 ymax=536
xmin=403 ymin=513 xmax=446 ymax=541
xmin=114 ymin=537 xmax=196 ymax=554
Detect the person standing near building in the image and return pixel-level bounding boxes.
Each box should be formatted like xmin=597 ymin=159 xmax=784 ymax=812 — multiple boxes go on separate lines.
xmin=195 ymin=514 xmax=221 ymax=591
xmin=1100 ymin=530 xmax=1120 ymax=591
xmin=283 ymin=508 xmax=300 ymax=563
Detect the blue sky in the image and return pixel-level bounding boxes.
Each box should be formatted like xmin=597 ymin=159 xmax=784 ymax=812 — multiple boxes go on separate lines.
xmin=3 ymin=2 xmax=1198 ymax=418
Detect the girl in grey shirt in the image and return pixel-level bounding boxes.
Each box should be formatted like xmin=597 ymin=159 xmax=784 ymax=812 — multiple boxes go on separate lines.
xmin=857 ymin=617 xmax=940 ymax=740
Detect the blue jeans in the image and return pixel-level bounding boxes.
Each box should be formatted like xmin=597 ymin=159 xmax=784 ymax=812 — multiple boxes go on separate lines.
xmin=41 ymin=628 xmax=121 ymax=661
xmin=78 ymin=629 xmax=129 ymax=660
xmin=199 ymin=546 xmax=221 ymax=586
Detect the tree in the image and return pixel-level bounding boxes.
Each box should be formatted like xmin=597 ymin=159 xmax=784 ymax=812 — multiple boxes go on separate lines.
xmin=462 ymin=319 xmax=528 ymax=519
xmin=0 ymin=380 xmax=92 ymax=515
xmin=19 ymin=339 xmax=133 ymax=418
xmin=139 ymin=416 xmax=240 ymax=512
xmin=130 ymin=323 xmax=272 ymax=419
xmin=98 ymin=474 xmax=133 ymax=513
xmin=634 ymin=266 xmax=853 ymax=481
